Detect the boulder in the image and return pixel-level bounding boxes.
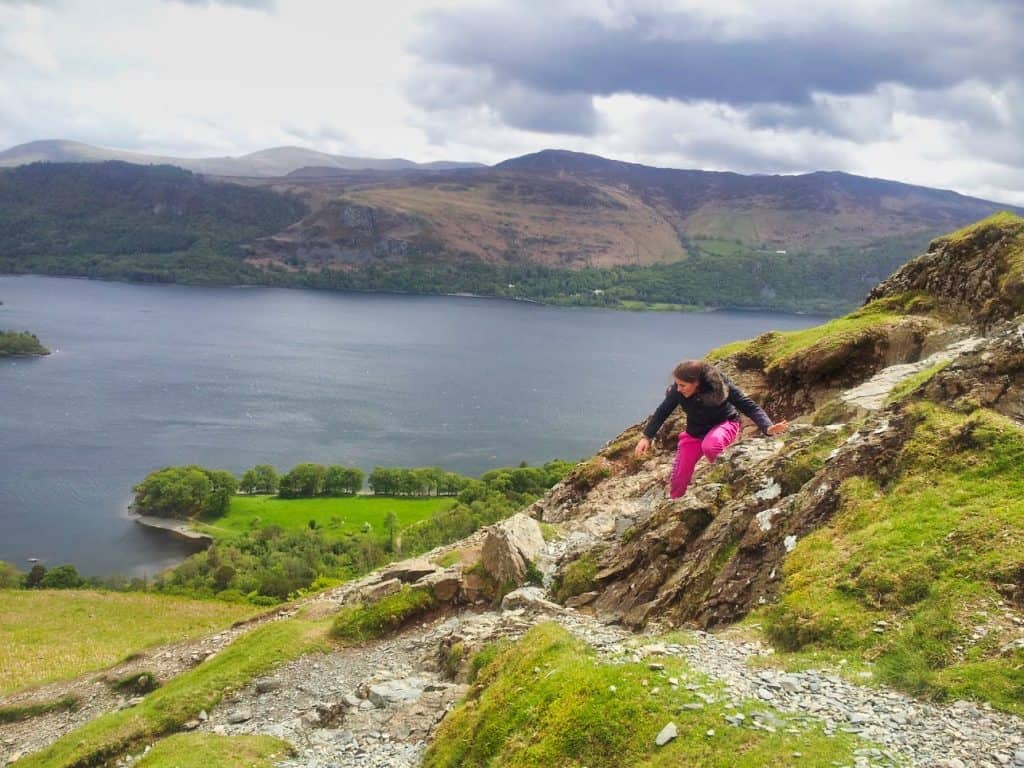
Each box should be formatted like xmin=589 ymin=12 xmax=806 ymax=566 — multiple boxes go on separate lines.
xmin=360 ymin=577 xmax=402 ymax=602
xmin=421 ymin=568 xmax=462 ymax=602
xmin=501 ymin=586 xmax=564 ymax=614
xmin=481 ymin=513 xmax=545 ymax=585
xmin=380 ymin=558 xmax=438 ymax=583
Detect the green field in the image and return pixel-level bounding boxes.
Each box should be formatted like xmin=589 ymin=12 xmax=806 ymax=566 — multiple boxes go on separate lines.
xmin=195 ymin=495 xmax=456 ymax=542
xmin=0 ymin=590 xmax=257 ymax=694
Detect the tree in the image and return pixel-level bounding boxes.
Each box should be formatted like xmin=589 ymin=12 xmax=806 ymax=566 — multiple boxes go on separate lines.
xmin=133 ymin=466 xmax=211 ymax=519
xmin=40 ymin=564 xmax=83 ymax=589
xmin=204 ymin=469 xmax=237 ymax=518
xmin=323 ymin=465 xmax=362 ymax=496
xmin=240 ymin=469 xmax=259 ymax=495
xmin=25 ymin=563 xmax=47 ymax=588
xmin=252 ymin=464 xmax=279 ymax=494
xmin=0 ymin=560 xmax=22 ymax=589
xmin=279 ymin=463 xmax=325 ymax=498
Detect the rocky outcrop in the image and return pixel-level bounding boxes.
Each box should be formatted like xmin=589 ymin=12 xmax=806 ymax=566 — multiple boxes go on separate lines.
xmin=867 ymin=213 xmax=1024 ymax=328
xmin=480 ymin=513 xmax=545 ymax=585
xmin=539 ymin=216 xmax=1024 ymax=630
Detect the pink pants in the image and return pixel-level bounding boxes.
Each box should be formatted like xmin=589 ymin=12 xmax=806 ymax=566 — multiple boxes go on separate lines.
xmin=669 ymin=420 xmax=741 ymax=499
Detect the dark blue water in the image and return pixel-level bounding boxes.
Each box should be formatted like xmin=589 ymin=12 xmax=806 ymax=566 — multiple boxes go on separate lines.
xmin=0 ymin=276 xmax=823 ymax=575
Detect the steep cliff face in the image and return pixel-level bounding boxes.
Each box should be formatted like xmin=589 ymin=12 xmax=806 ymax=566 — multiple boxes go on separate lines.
xmin=538 ymin=213 xmax=1024 ymax=640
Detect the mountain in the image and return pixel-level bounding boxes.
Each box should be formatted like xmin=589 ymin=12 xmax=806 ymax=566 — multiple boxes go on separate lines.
xmin=0 ymin=139 xmax=484 ymax=177
xmin=2 ymin=150 xmax=1023 ymax=313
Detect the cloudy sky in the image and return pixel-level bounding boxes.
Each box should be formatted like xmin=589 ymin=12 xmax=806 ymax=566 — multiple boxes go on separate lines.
xmin=1 ymin=0 xmax=1022 ymax=203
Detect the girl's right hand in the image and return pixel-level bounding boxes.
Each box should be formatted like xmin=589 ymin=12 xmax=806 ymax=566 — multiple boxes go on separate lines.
xmin=635 ymin=436 xmax=651 ymax=456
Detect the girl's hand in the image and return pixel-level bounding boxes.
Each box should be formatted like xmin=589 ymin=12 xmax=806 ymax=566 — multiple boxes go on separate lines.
xmin=635 ymin=436 xmax=651 ymax=456
xmin=767 ymin=420 xmax=789 ymax=436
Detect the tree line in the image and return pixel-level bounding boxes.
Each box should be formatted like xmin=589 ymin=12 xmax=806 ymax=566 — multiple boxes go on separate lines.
xmin=132 ymin=461 xmax=536 ymax=520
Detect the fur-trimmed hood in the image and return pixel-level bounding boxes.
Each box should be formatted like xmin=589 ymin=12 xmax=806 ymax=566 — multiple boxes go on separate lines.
xmin=698 ymin=365 xmax=729 ymax=406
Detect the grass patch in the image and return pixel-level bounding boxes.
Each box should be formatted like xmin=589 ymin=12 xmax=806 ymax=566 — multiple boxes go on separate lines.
xmin=552 ymin=552 xmax=599 ymax=603
xmin=107 ymin=671 xmax=160 ymax=696
xmin=330 ymin=586 xmax=437 ymax=645
xmin=762 ymin=403 xmax=1024 ymax=714
xmin=196 ymin=495 xmax=454 ymax=543
xmin=0 ymin=590 xmax=257 ymax=695
xmin=14 ymin=615 xmax=328 ymax=768
xmin=0 ymin=695 xmax=78 ymax=724
xmin=708 ymin=298 xmax=905 ymax=371
xmin=135 ymin=733 xmax=293 ymax=768
xmin=424 ymin=623 xmax=863 ymax=768
xmin=884 ymin=360 xmax=950 ymax=405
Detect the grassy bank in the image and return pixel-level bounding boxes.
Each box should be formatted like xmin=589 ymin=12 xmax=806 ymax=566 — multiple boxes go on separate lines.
xmin=194 ymin=495 xmax=455 ymax=543
xmin=0 ymin=590 xmax=257 ymax=694
xmin=762 ymin=403 xmax=1024 ymax=714
xmin=14 ymin=614 xmax=328 ymax=768
xmin=424 ymin=623 xmax=863 ymax=767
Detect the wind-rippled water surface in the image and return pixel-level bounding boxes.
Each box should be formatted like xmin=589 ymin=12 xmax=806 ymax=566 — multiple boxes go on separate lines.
xmin=0 ymin=276 xmax=823 ymax=575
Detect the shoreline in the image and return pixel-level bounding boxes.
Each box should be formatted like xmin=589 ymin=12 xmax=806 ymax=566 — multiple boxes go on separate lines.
xmin=132 ymin=514 xmax=213 ymax=546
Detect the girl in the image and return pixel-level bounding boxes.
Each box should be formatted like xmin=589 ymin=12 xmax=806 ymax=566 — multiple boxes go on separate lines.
xmin=635 ymin=359 xmax=788 ymax=498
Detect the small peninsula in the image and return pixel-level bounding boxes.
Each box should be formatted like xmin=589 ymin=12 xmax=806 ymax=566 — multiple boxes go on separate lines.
xmin=0 ymin=330 xmax=50 ymax=357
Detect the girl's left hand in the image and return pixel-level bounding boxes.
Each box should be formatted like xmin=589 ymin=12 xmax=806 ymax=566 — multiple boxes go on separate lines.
xmin=767 ymin=420 xmax=789 ymax=436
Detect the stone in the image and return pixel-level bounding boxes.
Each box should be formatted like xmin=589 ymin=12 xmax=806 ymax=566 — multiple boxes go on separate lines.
xmin=255 ymin=677 xmax=281 ymax=694
xmin=501 ymin=586 xmax=564 ymax=614
xmin=480 ymin=513 xmax=545 ymax=585
xmin=368 ymin=678 xmax=429 ymax=708
xmin=565 ymin=590 xmax=600 ymax=608
xmin=380 ymin=558 xmax=439 ymax=583
xmin=421 ymin=569 xmax=461 ymax=602
xmin=227 ymin=707 xmax=253 ymax=724
xmin=655 ymin=722 xmax=677 ymax=746
xmin=360 ymin=578 xmax=403 ymax=602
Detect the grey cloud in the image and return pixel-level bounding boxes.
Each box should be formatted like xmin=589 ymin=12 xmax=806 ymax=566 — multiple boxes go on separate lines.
xmin=407 ymin=67 xmax=600 ymax=135
xmin=411 ymin=2 xmax=1023 ymax=109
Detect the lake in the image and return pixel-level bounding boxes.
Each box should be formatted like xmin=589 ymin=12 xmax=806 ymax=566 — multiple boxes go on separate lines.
xmin=0 ymin=276 xmax=824 ymax=576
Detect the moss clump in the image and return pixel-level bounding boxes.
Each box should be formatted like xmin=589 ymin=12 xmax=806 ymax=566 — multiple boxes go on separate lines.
xmin=567 ymin=457 xmax=613 ymax=493
xmin=552 ymin=552 xmax=599 ymax=603
xmin=330 ymin=586 xmax=436 ymax=644
xmin=777 ymin=428 xmax=847 ymax=496
xmin=762 ymin=403 xmax=1024 ymax=714
xmin=108 ymin=671 xmax=160 ymax=695
xmin=135 ymin=733 xmax=293 ymax=768
xmin=424 ymin=623 xmax=863 ymax=767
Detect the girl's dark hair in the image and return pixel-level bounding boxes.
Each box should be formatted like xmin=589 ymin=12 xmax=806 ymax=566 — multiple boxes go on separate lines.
xmin=672 ymin=359 xmax=706 ymax=383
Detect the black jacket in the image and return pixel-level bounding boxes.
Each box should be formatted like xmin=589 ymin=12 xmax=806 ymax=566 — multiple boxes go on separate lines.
xmin=642 ymin=366 xmax=773 ymax=439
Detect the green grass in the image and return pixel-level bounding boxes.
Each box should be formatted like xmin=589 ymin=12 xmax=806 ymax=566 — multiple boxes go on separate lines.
xmin=708 ymin=298 xmax=906 ymax=370
xmin=762 ymin=403 xmax=1024 ymax=714
xmin=330 ymin=585 xmax=437 ymax=644
xmin=196 ymin=494 xmax=455 ymax=542
xmin=0 ymin=590 xmax=257 ymax=695
xmin=424 ymin=623 xmax=864 ymax=768
xmin=692 ymin=238 xmax=754 ymax=257
xmin=0 ymin=696 xmax=78 ymax=724
xmin=884 ymin=361 xmax=951 ymax=405
xmin=135 ymin=733 xmax=293 ymax=768
xmin=13 ymin=614 xmax=328 ymax=768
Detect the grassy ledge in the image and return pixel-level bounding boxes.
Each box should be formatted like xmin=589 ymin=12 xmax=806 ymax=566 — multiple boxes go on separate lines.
xmin=0 ymin=695 xmax=78 ymax=724
xmin=134 ymin=733 xmax=293 ymax=768
xmin=708 ymin=298 xmax=911 ymax=370
xmin=13 ymin=615 xmax=329 ymax=768
xmin=0 ymin=590 xmax=258 ymax=695
xmin=330 ymin=585 xmax=437 ymax=645
xmin=762 ymin=403 xmax=1024 ymax=714
xmin=423 ymin=623 xmax=865 ymax=768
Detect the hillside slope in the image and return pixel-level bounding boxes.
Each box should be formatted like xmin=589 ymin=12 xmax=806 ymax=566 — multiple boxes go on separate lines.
xmin=538 ymin=212 xmax=1024 ymax=712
